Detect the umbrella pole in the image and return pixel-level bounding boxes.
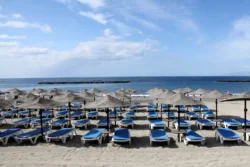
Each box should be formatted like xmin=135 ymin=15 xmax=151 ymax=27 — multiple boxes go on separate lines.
xmin=39 ymin=109 xmax=44 ymax=140
xmin=114 ymin=107 xmax=117 ymax=127
xmin=68 ymin=102 xmax=71 ymax=126
xmin=168 ymin=105 xmax=170 ymax=127
xmin=178 ymin=106 xmax=180 ymax=142
xmin=215 ymin=99 xmax=218 ymax=127
xmin=160 ymin=104 xmax=162 ymax=120
xmin=106 ymin=108 xmax=110 ymax=131
xmin=29 ymin=109 xmax=31 ymax=124
xmin=244 ymin=100 xmax=247 ymax=141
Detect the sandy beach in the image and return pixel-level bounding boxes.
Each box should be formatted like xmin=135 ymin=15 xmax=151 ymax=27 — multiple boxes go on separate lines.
xmin=1 ymin=101 xmax=250 ymax=167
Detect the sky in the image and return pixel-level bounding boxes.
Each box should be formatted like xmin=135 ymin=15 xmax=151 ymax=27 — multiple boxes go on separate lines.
xmin=0 ymin=0 xmax=250 ymax=78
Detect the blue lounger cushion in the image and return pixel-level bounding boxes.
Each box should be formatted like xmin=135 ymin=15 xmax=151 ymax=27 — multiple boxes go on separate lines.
xmin=0 ymin=128 xmax=22 ymax=137
xmin=234 ymin=118 xmax=250 ymax=125
xmin=125 ymin=111 xmax=135 ymax=117
xmin=201 ymin=105 xmax=209 ymax=111
xmin=148 ymin=112 xmax=158 ymax=117
xmin=121 ymin=118 xmax=133 ymax=124
xmin=130 ymin=106 xmax=137 ymax=110
xmin=149 ymin=120 xmax=165 ymax=125
xmin=47 ymin=128 xmax=74 ymax=137
xmin=151 ymin=129 xmax=169 ymax=140
xmin=14 ymin=118 xmax=34 ymax=124
xmin=3 ymin=110 xmax=17 ymax=116
xmin=186 ymin=112 xmax=199 ymax=116
xmin=202 ymin=111 xmax=215 ymax=116
xmin=192 ymin=106 xmax=200 ymax=111
xmin=197 ymin=118 xmax=215 ymax=125
xmin=41 ymin=111 xmax=52 ymax=117
xmin=147 ymin=106 xmax=155 ymax=111
xmin=18 ymin=110 xmax=30 ymax=115
xmin=183 ymin=129 xmax=203 ymax=140
xmin=73 ymin=119 xmax=89 ymax=125
xmin=165 ymin=112 xmax=175 ymax=117
xmin=173 ymin=119 xmax=189 ymax=126
xmin=97 ymin=118 xmax=109 ymax=124
xmin=83 ymin=128 xmax=104 ymax=139
xmin=50 ymin=119 xmax=68 ymax=125
xmin=216 ymin=128 xmax=240 ymax=139
xmin=31 ymin=118 xmax=51 ymax=124
xmin=71 ymin=111 xmax=83 ymax=117
xmin=16 ymin=128 xmax=50 ymax=138
xmin=88 ymin=111 xmax=97 ymax=117
xmin=222 ymin=119 xmax=241 ymax=126
xmin=162 ymin=105 xmax=169 ymax=110
xmin=56 ymin=110 xmax=68 ymax=116
xmin=113 ymin=128 xmax=129 ymax=141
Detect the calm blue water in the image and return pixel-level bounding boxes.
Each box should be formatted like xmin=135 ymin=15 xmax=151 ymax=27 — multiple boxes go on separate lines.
xmin=0 ymin=76 xmax=250 ymax=93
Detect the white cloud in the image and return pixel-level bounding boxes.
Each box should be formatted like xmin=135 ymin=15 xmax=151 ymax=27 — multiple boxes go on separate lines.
xmin=0 ymin=41 xmax=19 ymax=47
xmin=232 ymin=16 xmax=250 ymax=39
xmin=0 ymin=21 xmax=52 ymax=32
xmin=79 ymin=11 xmax=108 ymax=24
xmin=78 ymin=0 xmax=105 ymax=9
xmin=0 ymin=14 xmax=5 ymax=18
xmin=12 ymin=13 xmax=22 ymax=19
xmin=0 ymin=34 xmax=26 ymax=39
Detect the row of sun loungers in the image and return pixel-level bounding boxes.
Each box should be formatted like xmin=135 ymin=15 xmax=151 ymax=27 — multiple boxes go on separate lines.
xmin=1 ymin=127 xmax=244 ymax=146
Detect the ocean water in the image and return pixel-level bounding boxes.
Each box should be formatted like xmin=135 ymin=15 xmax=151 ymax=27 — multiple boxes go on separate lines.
xmin=0 ymin=76 xmax=250 ymax=93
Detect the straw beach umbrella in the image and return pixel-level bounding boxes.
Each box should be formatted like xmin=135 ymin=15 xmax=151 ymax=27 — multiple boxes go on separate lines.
xmin=221 ymin=96 xmax=250 ymax=141
xmin=16 ymin=93 xmax=39 ymax=104
xmin=147 ymin=88 xmax=166 ymax=97
xmin=30 ymin=88 xmax=47 ymax=95
xmin=18 ymin=98 xmax=62 ymax=139
xmin=189 ymin=88 xmax=211 ymax=100
xmin=76 ymin=90 xmax=96 ymax=102
xmin=0 ymin=99 xmax=13 ymax=109
xmin=7 ymin=88 xmax=27 ymax=98
xmin=173 ymin=87 xmax=193 ymax=94
xmin=202 ymin=90 xmax=229 ymax=127
xmin=88 ymin=88 xmax=108 ymax=96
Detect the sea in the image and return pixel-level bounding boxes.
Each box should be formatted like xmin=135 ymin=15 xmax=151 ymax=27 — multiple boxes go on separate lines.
xmin=0 ymin=76 xmax=250 ymax=94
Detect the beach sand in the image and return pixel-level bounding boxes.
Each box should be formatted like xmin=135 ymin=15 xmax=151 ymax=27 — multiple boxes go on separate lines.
xmin=1 ymin=101 xmax=250 ymax=167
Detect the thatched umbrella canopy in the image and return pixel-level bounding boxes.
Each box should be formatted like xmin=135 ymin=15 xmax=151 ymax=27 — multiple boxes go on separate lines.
xmin=84 ymin=95 xmax=130 ymax=130
xmin=76 ymin=90 xmax=96 ymax=101
xmin=173 ymin=87 xmax=193 ymax=94
xmin=40 ymin=88 xmax=64 ymax=96
xmin=53 ymin=92 xmax=88 ymax=103
xmin=158 ymin=90 xmax=176 ymax=99
xmin=88 ymin=88 xmax=108 ymax=96
xmin=147 ymin=88 xmax=166 ymax=97
xmin=221 ymin=97 xmax=250 ymax=141
xmin=7 ymin=88 xmax=27 ymax=96
xmin=230 ymin=92 xmax=250 ymax=98
xmin=189 ymin=88 xmax=211 ymax=96
xmin=0 ymin=99 xmax=13 ymax=109
xmin=116 ymin=88 xmax=136 ymax=95
xmin=202 ymin=90 xmax=228 ymax=99
xmin=15 ymin=93 xmax=39 ymax=104
xmin=29 ymin=88 xmax=47 ymax=95
xmin=108 ymin=92 xmax=130 ymax=102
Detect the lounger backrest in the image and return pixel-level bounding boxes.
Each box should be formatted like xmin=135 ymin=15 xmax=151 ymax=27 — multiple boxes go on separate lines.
xmin=47 ymin=128 xmax=73 ymax=137
xmin=17 ymin=128 xmax=50 ymax=138
xmin=114 ymin=128 xmax=129 ymax=138
xmin=0 ymin=128 xmax=21 ymax=137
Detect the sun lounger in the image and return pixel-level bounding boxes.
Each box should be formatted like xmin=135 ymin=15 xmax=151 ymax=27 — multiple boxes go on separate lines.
xmin=18 ymin=110 xmax=32 ymax=117
xmin=119 ymin=118 xmax=134 ymax=128
xmin=215 ymin=128 xmax=241 ymax=144
xmin=184 ymin=111 xmax=200 ymax=120
xmin=3 ymin=110 xmax=18 ymax=118
xmin=129 ymin=106 xmax=137 ymax=111
xmin=15 ymin=128 xmax=50 ymax=144
xmin=125 ymin=111 xmax=135 ymax=119
xmin=72 ymin=119 xmax=90 ymax=129
xmin=0 ymin=117 xmax=7 ymax=126
xmin=59 ymin=105 xmax=68 ymax=110
xmin=14 ymin=118 xmax=35 ymax=128
xmin=97 ymin=118 xmax=111 ymax=128
xmin=148 ymin=102 xmax=155 ymax=106
xmin=181 ymin=129 xmax=205 ymax=146
xmin=81 ymin=128 xmax=106 ymax=145
xmin=147 ymin=106 xmax=155 ymax=112
xmin=162 ymin=105 xmax=169 ymax=111
xmin=234 ymin=118 xmax=250 ymax=128
xmin=221 ymin=119 xmax=241 ymax=129
xmin=0 ymin=128 xmax=23 ymax=145
xmin=191 ymin=106 xmax=200 ymax=112
xmin=112 ymin=128 xmax=131 ymax=146
xmin=109 ymin=111 xmax=118 ymax=118
xmin=201 ymin=111 xmax=215 ymax=119
xmin=56 ymin=110 xmax=68 ymax=119
xmin=71 ymin=111 xmax=84 ymax=119
xmin=147 ymin=112 xmax=158 ymax=119
xmin=149 ymin=129 xmax=170 ymax=146
xmin=49 ymin=119 xmax=69 ymax=129
xmin=201 ymin=105 xmax=209 ymax=111
xmin=164 ymin=112 xmax=176 ymax=119
xmin=177 ymin=105 xmax=186 ymax=112
xmin=195 ymin=118 xmax=215 ymax=130
xmin=30 ymin=118 xmax=52 ymax=128
xmin=37 ymin=110 xmax=52 ymax=118
xmin=172 ymin=119 xmax=190 ymax=129
xmin=87 ymin=111 xmax=98 ymax=119
xmin=149 ymin=120 xmax=166 ymax=130
xmin=45 ymin=128 xmax=76 ymax=144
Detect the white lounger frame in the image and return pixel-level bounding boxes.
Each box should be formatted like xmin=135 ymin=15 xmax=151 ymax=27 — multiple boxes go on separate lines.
xmin=184 ymin=113 xmax=200 ymax=120
xmin=49 ymin=121 xmax=69 ymax=129
xmin=0 ymin=130 xmax=23 ymax=145
xmin=149 ymin=122 xmax=166 ymax=130
xmin=55 ymin=113 xmax=68 ymax=119
xmin=97 ymin=121 xmax=111 ymax=128
xmin=125 ymin=112 xmax=136 ymax=119
xmin=149 ymin=131 xmax=170 ymax=146
xmin=72 ymin=120 xmax=90 ymax=129
xmin=15 ymin=131 xmax=49 ymax=144
xmin=71 ymin=111 xmax=85 ymax=120
xmin=30 ymin=119 xmax=52 ymax=128
xmin=18 ymin=111 xmax=33 ymax=118
xmin=45 ymin=129 xmax=76 ymax=144
xmin=181 ymin=134 xmax=205 ymax=146
xmin=87 ymin=112 xmax=98 ymax=119
xmin=215 ymin=130 xmax=241 ymax=144
xmin=221 ymin=122 xmax=241 ymax=129
xmin=112 ymin=131 xmax=131 ymax=146
xmin=0 ymin=118 xmax=7 ymax=126
xmin=201 ymin=113 xmax=215 ymax=119
xmin=15 ymin=121 xmax=30 ymax=128
xmin=147 ymin=113 xmax=158 ymax=119
xmin=81 ymin=132 xmax=107 ymax=145
xmin=119 ymin=121 xmax=134 ymax=128
xmin=195 ymin=121 xmax=215 ymax=130
xmin=172 ymin=122 xmax=191 ymax=129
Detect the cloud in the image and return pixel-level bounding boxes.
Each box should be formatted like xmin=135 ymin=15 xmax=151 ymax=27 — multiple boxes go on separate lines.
xmin=78 ymin=0 xmax=105 ymax=9
xmin=0 ymin=21 xmax=52 ymax=32
xmin=0 ymin=34 xmax=26 ymax=39
xmin=0 ymin=14 xmax=5 ymax=18
xmin=12 ymin=13 xmax=22 ymax=19
xmin=0 ymin=41 xmax=19 ymax=47
xmin=79 ymin=11 xmax=108 ymax=24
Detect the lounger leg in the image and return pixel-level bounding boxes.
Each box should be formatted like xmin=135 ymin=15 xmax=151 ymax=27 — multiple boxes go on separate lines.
xmin=98 ymin=137 xmax=102 ymax=145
